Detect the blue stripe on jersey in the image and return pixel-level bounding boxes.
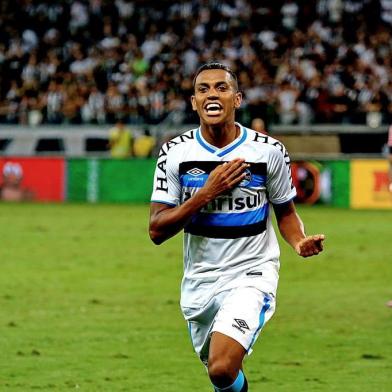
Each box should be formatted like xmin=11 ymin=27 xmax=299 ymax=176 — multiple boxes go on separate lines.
xmin=181 ymin=174 xmax=266 ymax=188
xmin=241 ymin=174 xmax=266 ymax=188
xmin=180 ymin=173 xmax=209 ymax=187
xmin=191 ymin=203 xmax=268 ymax=227
xmin=217 ymin=128 xmax=247 ymax=157
xmin=195 ymin=126 xmax=248 ymax=156
xmin=195 ymin=129 xmax=216 ymax=153
xmin=247 ymin=295 xmax=271 ymax=352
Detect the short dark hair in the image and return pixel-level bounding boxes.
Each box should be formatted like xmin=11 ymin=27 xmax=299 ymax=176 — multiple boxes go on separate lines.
xmin=193 ymin=62 xmax=239 ymax=91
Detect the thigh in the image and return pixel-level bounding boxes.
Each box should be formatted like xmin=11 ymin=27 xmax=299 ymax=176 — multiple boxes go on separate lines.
xmin=211 ymin=287 xmax=276 ymax=354
xmin=208 ymin=331 xmax=246 ymax=372
xmin=183 ymin=292 xmax=226 ymax=365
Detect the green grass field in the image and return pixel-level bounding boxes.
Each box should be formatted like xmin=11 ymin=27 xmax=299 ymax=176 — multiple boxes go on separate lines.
xmin=0 ymin=204 xmax=391 ymax=391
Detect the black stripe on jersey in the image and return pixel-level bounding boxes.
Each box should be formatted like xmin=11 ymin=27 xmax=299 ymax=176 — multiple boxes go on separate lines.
xmin=179 ymin=161 xmax=267 ymax=175
xmin=184 ymin=218 xmax=267 ymax=239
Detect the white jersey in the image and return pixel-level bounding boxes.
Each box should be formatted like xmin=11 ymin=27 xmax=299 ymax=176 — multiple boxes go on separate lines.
xmin=151 ymin=123 xmax=296 ymax=309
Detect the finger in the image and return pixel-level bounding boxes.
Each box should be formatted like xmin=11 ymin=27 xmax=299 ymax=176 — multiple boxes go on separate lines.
xmin=299 ymin=240 xmax=323 ymax=257
xmin=228 ymin=162 xmax=251 ymax=183
xmin=211 ymin=165 xmax=247 ymax=192
xmin=211 ymin=162 xmax=228 ymax=174
xmin=212 ymin=159 xmax=239 ymax=172
xmin=227 ymin=162 xmax=249 ymax=180
xmin=301 ymin=245 xmax=317 ymax=256
xmin=301 ymin=249 xmax=319 ymax=257
xmin=227 ymin=171 xmax=248 ymax=188
xmin=225 ymin=158 xmax=245 ymax=167
xmin=221 ymin=159 xmax=246 ymax=174
xmin=217 ymin=162 xmax=248 ymax=188
xmin=220 ymin=158 xmax=245 ymax=170
xmin=303 ymin=235 xmax=324 ymax=252
xmin=313 ymin=234 xmax=325 ymax=241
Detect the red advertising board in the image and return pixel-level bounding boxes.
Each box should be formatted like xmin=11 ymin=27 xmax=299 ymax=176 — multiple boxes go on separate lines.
xmin=0 ymin=158 xmax=65 ymax=202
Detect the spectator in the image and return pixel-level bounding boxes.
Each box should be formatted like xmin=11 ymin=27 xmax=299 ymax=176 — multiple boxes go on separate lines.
xmin=81 ymin=84 xmax=106 ymax=124
xmin=133 ymin=128 xmax=156 ymax=158
xmin=44 ymin=81 xmax=65 ymax=124
xmin=251 ymin=118 xmax=268 ymax=135
xmin=328 ymin=83 xmax=354 ymax=123
xmin=108 ymin=118 xmax=133 ymax=158
xmin=0 ymin=1 xmax=390 ymax=126
xmin=275 ymin=81 xmax=300 ymax=125
xmin=105 ymin=83 xmax=126 ymax=124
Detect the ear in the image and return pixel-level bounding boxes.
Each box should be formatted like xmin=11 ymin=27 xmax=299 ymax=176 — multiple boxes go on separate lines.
xmin=191 ymin=95 xmax=197 ymax=111
xmin=234 ymin=91 xmax=242 ymax=109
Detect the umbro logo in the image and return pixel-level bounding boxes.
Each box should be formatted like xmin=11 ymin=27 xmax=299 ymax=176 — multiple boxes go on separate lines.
xmin=232 ymin=318 xmax=250 ymax=334
xmin=234 ymin=319 xmax=249 ymax=329
xmin=187 ymin=168 xmax=205 ymax=176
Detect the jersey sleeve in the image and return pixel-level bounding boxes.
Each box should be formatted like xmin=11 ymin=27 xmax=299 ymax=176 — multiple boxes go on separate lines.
xmin=266 ymin=142 xmax=297 ymax=204
xmin=150 ymin=144 xmax=181 ymax=206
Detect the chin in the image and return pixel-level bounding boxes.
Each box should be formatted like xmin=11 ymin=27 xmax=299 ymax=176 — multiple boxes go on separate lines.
xmin=202 ymin=116 xmax=226 ymax=126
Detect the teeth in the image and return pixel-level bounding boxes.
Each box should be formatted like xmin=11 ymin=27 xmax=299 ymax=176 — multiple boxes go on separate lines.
xmin=206 ymin=103 xmax=221 ymax=112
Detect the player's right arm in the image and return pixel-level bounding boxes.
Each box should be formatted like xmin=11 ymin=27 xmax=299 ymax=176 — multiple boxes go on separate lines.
xmin=149 ymin=158 xmax=248 ymax=245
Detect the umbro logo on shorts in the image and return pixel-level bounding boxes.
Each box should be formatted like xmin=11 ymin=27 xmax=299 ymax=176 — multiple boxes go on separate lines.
xmin=232 ymin=318 xmax=250 ymax=334
xmin=187 ymin=168 xmax=205 ymax=176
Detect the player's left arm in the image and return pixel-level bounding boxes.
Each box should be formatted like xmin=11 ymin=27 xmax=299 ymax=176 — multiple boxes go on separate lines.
xmin=273 ymin=201 xmax=325 ymax=258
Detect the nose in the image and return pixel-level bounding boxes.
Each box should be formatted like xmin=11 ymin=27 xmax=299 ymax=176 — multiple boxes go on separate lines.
xmin=207 ymin=90 xmax=219 ymax=99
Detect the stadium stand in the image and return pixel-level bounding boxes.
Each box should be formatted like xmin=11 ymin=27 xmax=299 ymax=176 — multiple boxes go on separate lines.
xmin=0 ymin=0 xmax=391 ymax=129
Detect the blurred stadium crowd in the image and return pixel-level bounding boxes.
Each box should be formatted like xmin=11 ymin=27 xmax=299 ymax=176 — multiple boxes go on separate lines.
xmin=0 ymin=0 xmax=391 ymax=128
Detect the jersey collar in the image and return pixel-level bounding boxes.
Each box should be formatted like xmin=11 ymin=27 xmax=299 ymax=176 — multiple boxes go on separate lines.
xmin=196 ymin=123 xmax=247 ymax=158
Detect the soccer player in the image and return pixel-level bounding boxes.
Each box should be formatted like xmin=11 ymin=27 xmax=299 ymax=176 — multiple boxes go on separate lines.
xmin=149 ymin=62 xmax=325 ymax=392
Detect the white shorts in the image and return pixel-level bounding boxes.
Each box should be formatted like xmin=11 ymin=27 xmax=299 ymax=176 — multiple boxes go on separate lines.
xmin=183 ymin=286 xmax=276 ymax=364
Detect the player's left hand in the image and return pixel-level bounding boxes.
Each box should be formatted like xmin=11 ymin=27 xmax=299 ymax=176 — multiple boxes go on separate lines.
xmin=295 ymin=234 xmax=325 ymax=258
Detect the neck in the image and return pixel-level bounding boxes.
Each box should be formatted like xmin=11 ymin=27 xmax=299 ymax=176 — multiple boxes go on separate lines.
xmin=200 ymin=122 xmax=239 ymax=148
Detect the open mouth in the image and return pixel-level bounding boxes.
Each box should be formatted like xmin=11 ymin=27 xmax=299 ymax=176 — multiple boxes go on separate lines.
xmin=204 ymin=102 xmax=223 ymax=116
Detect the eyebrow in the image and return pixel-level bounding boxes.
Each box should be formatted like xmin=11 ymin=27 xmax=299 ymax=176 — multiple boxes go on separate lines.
xmin=196 ymin=81 xmax=231 ymax=88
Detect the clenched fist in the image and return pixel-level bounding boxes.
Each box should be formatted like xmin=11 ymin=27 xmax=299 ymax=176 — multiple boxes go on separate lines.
xmin=295 ymin=234 xmax=325 ymax=258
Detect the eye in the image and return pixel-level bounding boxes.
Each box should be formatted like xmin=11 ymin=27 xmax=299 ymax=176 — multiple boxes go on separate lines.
xmin=198 ymin=86 xmax=208 ymax=93
xmin=217 ymin=85 xmax=228 ymax=91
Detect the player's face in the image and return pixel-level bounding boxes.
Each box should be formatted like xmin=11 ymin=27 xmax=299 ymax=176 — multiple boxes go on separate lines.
xmin=191 ymin=69 xmax=242 ymax=126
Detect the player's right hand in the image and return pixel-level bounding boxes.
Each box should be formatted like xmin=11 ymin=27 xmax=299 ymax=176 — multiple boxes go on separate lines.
xmin=202 ymin=158 xmax=249 ymax=200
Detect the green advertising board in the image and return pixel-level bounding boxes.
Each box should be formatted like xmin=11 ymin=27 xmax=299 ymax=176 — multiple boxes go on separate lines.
xmin=325 ymin=160 xmax=350 ymax=208
xmin=67 ymin=158 xmax=156 ymax=203
xmin=67 ymin=158 xmax=351 ymax=207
